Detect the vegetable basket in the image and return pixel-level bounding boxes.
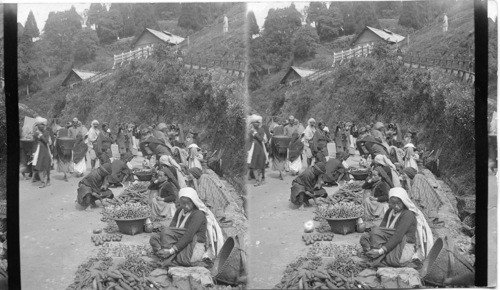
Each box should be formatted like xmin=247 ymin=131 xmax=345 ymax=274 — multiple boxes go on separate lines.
xmin=212 ymin=236 xmax=243 ymax=285
xmin=134 ymin=171 xmax=154 ymax=181
xmin=114 ymin=217 xmax=149 ymax=235
xmin=350 ymin=170 xmax=370 ymax=181
xmin=273 ymin=136 xmax=292 ymax=154
xmin=57 ymin=137 xmax=76 ymax=155
xmin=325 ymin=216 xmax=362 ymax=235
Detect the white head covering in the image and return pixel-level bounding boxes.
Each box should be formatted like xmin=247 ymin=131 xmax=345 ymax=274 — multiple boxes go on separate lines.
xmin=323 ymin=126 xmax=329 ymax=133
xmin=35 ymin=116 xmax=48 ymax=126
xmin=187 ymin=143 xmax=200 ymax=149
xmin=308 ymin=118 xmax=316 ymax=125
xmin=389 ymin=187 xmax=434 ymax=260
xmin=178 ymin=187 xmax=224 ymax=257
xmin=91 ymin=120 xmax=99 ymax=125
xmin=159 ymin=155 xmax=182 ymax=171
xmin=248 ymin=114 xmax=262 ymax=124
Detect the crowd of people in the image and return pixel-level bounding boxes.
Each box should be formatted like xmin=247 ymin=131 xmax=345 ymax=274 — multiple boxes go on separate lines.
xmin=248 ymin=114 xmax=449 ymax=271
xmin=20 ymin=116 xmax=234 ymax=267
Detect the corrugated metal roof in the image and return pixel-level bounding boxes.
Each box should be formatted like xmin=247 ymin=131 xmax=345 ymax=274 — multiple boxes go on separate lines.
xmin=72 ymin=69 xmax=97 ymax=80
xmin=146 ymin=28 xmax=185 ymax=45
xmin=365 ymin=26 xmax=405 ymax=43
xmin=291 ymin=66 xmax=317 ymax=78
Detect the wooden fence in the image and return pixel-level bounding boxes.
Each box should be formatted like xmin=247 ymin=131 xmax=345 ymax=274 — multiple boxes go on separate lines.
xmin=401 ymin=53 xmax=475 ymax=84
xmin=332 ymin=43 xmax=373 ymax=66
xmin=183 ymin=56 xmax=246 ymax=78
xmin=112 ymin=45 xmax=155 ymax=69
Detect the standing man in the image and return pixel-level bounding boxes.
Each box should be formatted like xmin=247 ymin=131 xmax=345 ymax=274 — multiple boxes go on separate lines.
xmin=284 ymin=116 xmax=296 ymax=137
xmin=443 ymin=13 xmax=448 ymax=32
xmin=223 ymin=14 xmax=229 ymax=34
xmin=87 ymin=120 xmax=101 ymax=170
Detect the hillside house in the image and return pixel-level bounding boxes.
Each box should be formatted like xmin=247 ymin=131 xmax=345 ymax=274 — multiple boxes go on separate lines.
xmin=351 ymin=26 xmax=405 ymax=47
xmin=280 ymin=66 xmax=317 ymax=85
xmin=61 ymin=69 xmax=97 ymax=88
xmin=131 ymin=28 xmax=185 ymax=50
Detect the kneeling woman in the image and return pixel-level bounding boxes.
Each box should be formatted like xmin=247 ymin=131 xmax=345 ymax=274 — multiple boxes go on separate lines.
xmin=359 ymin=188 xmax=433 ymax=267
xmin=150 ymin=187 xmax=224 ymax=267
xmin=290 ymin=162 xmax=327 ymax=209
xmin=362 ymin=168 xmax=390 ymax=219
xmin=77 ymin=163 xmax=114 ymax=209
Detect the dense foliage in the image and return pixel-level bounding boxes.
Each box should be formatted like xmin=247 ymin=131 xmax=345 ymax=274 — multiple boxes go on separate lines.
xmin=250 ymin=55 xmax=475 ymax=195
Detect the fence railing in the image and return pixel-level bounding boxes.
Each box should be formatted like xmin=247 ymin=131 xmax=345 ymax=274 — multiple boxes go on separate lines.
xmin=401 ymin=53 xmax=475 ymax=83
xmin=183 ymin=56 xmax=246 ymax=78
xmin=112 ymin=45 xmax=155 ymax=69
xmin=332 ymin=43 xmax=373 ymax=66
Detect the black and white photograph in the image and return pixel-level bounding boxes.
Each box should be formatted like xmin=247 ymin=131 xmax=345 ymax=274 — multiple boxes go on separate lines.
xmin=0 ymin=0 xmax=496 ymax=289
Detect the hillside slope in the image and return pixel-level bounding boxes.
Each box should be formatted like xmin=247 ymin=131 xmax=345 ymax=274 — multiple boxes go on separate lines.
xmin=181 ymin=3 xmax=246 ymax=59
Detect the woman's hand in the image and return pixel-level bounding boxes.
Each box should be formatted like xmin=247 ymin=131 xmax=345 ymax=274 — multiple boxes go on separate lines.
xmin=366 ymin=249 xmax=382 ymax=259
xmin=369 ymin=196 xmax=377 ymax=201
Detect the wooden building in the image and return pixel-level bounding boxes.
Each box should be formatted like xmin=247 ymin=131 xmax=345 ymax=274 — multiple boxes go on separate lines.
xmin=280 ymin=66 xmax=317 ymax=85
xmin=131 ymin=28 xmax=185 ymax=50
xmin=61 ymin=69 xmax=97 ymax=88
xmin=351 ymin=26 xmax=405 ymax=47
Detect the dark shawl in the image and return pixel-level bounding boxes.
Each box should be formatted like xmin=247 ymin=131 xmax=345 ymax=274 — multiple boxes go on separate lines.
xmin=323 ymin=156 xmax=348 ymax=183
xmin=34 ymin=130 xmax=52 ymax=172
xmin=373 ymin=165 xmax=394 ymax=188
xmin=249 ymin=127 xmax=267 ymax=169
xmin=79 ymin=167 xmax=109 ymax=192
xmin=312 ymin=129 xmax=329 ymax=154
xmin=288 ymin=133 xmax=304 ymax=162
xmin=73 ymin=136 xmax=88 ymax=163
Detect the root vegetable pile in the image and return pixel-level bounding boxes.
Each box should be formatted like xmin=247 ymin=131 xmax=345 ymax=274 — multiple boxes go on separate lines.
xmin=308 ymin=243 xmax=360 ymax=259
xmin=324 ymin=244 xmax=365 ymax=278
xmin=315 ymin=202 xmax=364 ymax=219
xmin=302 ymin=233 xmax=334 ymax=245
xmin=98 ymin=243 xmax=151 ymax=258
xmin=315 ymin=184 xmax=364 ymax=207
xmin=91 ymin=234 xmax=123 ymax=246
xmin=103 ymin=203 xmax=152 ymax=220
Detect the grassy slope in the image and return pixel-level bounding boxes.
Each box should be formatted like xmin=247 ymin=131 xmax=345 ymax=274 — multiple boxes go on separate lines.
xmin=182 ymin=3 xmax=246 ymax=59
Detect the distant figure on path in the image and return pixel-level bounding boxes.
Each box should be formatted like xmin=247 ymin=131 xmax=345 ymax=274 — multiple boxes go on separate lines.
xmin=223 ymin=14 xmax=229 ymax=34
xmin=443 ymin=13 xmax=448 ymax=32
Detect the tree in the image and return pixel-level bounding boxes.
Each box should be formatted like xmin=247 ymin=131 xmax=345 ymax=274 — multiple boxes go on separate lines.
xmin=292 ymin=25 xmax=319 ymax=60
xmin=353 ymin=2 xmax=380 ymax=33
xmin=261 ymin=5 xmax=302 ymax=68
xmin=73 ymin=28 xmax=100 ymax=63
xmin=398 ymin=1 xmax=430 ymax=30
xmin=247 ymin=10 xmax=260 ymax=36
xmin=23 ymin=11 xmax=40 ymax=40
xmin=131 ymin=4 xmax=159 ymax=35
xmin=85 ymin=3 xmax=107 ymax=29
xmin=306 ymin=2 xmax=327 ymax=27
xmin=316 ymin=5 xmax=344 ymax=42
xmin=153 ymin=3 xmax=182 ymax=20
xmin=178 ymin=3 xmax=210 ymax=31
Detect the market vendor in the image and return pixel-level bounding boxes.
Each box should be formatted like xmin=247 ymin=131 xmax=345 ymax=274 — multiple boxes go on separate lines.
xmin=400 ymin=167 xmax=443 ymax=219
xmin=356 ymin=127 xmax=390 ymax=159
xmin=76 ymin=163 xmax=114 ymax=209
xmin=159 ymin=155 xmax=186 ymax=188
xmin=139 ymin=128 xmax=172 ymax=159
xmin=107 ymin=152 xmax=135 ymax=188
xmin=359 ymin=188 xmax=433 ymax=267
xmin=148 ymin=170 xmax=180 ymax=219
xmin=149 ymin=187 xmax=224 ymax=266
xmin=362 ymin=169 xmax=390 ymax=219
xmin=290 ymin=162 xmax=328 ymax=209
xmin=372 ymin=155 xmax=400 ymax=187
xmin=323 ymin=152 xmax=351 ymax=186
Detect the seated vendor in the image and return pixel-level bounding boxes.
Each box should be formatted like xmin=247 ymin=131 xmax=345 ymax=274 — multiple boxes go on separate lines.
xmin=359 ymin=188 xmax=433 ymax=268
xmin=76 ymin=163 xmax=114 ymax=209
xmin=323 ymin=152 xmax=351 ymax=186
xmin=401 ymin=167 xmax=443 ymax=219
xmin=290 ymin=162 xmax=328 ymax=209
xmin=148 ymin=170 xmax=180 ymax=219
xmin=149 ymin=187 xmax=224 ymax=266
xmin=362 ymin=169 xmax=390 ymax=219
xmin=107 ymin=152 xmax=135 ymax=188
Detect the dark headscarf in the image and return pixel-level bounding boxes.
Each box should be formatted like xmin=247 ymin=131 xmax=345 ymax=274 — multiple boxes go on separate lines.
xmin=403 ymin=167 xmax=417 ymax=179
xmin=288 ymin=132 xmax=304 ymax=161
xmin=374 ymin=166 xmax=394 ymax=188
xmin=188 ymin=167 xmax=203 ymax=179
xmin=313 ymin=162 xmax=326 ymax=175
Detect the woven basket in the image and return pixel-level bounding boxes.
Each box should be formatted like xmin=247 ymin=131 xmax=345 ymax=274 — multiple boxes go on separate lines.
xmin=422 ymin=237 xmax=474 ymax=286
xmin=463 ymin=213 xmax=475 ymax=228
xmin=457 ymin=195 xmax=475 ymax=212
xmin=212 ymin=237 xmax=242 ymax=285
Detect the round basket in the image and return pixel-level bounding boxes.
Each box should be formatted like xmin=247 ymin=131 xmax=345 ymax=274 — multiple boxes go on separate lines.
xmin=351 ymin=170 xmax=370 ymax=181
xmin=421 ymin=237 xmax=474 ymax=286
xmin=134 ymin=171 xmax=154 ymax=181
xmin=114 ymin=217 xmax=149 ymax=235
xmin=462 ymin=213 xmax=475 ymax=228
xmin=212 ymin=237 xmax=242 ymax=285
xmin=325 ymin=216 xmax=361 ymax=235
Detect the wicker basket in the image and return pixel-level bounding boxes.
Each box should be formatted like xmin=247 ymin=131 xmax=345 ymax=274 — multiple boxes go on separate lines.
xmin=212 ymin=237 xmax=242 ymax=285
xmin=134 ymin=171 xmax=154 ymax=181
xmin=57 ymin=137 xmax=76 ymax=155
xmin=273 ymin=136 xmax=292 ymax=154
xmin=351 ymin=170 xmax=370 ymax=181
xmin=421 ymin=237 xmax=474 ymax=286
xmin=114 ymin=217 xmax=148 ymax=235
xmin=463 ymin=213 xmax=475 ymax=228
xmin=325 ymin=216 xmax=361 ymax=235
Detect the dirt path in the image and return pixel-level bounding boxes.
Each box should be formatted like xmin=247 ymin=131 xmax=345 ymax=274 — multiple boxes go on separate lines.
xmin=247 ymin=152 xmax=363 ymax=289
xmin=19 ymin=157 xmax=146 ymax=290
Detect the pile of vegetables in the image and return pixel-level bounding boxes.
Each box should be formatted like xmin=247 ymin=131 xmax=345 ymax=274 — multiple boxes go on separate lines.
xmin=98 ymin=243 xmax=151 ymax=258
xmin=315 ymin=202 xmax=364 ymax=220
xmin=323 ymin=244 xmax=365 ymax=278
xmin=103 ymin=203 xmax=152 ymax=220
xmin=302 ymin=233 xmax=334 ymax=245
xmin=91 ymin=234 xmax=123 ymax=246
xmin=274 ymin=255 xmax=369 ymax=289
xmin=68 ymin=255 xmax=157 ymax=290
xmin=308 ymin=243 xmax=360 ymax=259
xmin=315 ymin=183 xmax=364 ymax=207
xmin=107 ymin=182 xmax=151 ymax=206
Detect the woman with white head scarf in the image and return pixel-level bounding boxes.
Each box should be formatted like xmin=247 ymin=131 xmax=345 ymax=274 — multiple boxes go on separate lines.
xmin=159 ymin=155 xmax=187 ymax=188
xmin=373 ymin=154 xmax=401 ymax=187
xmin=149 ymin=187 xmax=224 ymax=266
xmin=359 ymin=187 xmax=433 ymax=268
xmin=31 ymin=117 xmax=53 ymax=188
xmin=187 ymin=144 xmax=204 ymax=170
xmin=303 ymin=118 xmax=317 ymax=167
